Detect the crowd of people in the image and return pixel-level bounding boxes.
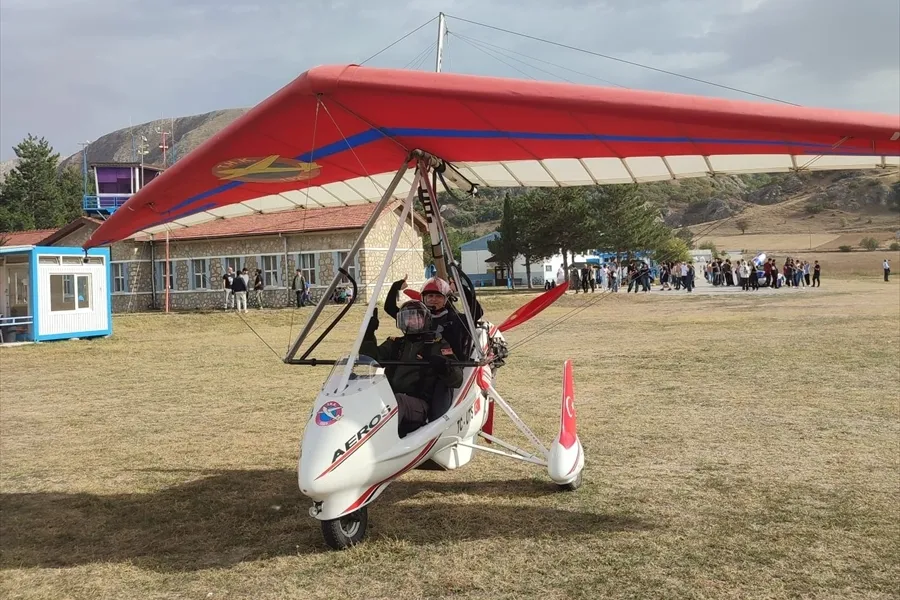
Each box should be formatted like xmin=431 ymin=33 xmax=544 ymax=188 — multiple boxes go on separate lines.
xmin=546 ymin=254 xmax=831 ymax=295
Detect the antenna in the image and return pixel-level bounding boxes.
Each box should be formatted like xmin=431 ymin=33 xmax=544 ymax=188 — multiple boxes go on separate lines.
xmin=435 ymin=12 xmax=447 ymax=73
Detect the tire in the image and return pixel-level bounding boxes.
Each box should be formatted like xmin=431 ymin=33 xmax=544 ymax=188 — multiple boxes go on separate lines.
xmin=321 ymin=507 xmax=368 ymax=550
xmin=557 ymin=470 xmax=583 ymax=492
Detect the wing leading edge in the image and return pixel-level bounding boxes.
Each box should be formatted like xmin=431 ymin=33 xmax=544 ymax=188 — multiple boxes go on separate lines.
xmin=84 ymin=64 xmax=900 ymax=248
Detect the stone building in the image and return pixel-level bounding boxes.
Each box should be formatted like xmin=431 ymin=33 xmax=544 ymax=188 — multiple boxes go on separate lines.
xmin=13 ymin=203 xmax=427 ymax=312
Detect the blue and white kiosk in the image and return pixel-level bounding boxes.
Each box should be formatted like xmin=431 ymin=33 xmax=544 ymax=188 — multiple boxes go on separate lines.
xmin=0 ymin=245 xmax=112 ymax=343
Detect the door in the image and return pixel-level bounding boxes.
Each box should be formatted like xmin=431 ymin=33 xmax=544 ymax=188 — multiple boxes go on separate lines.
xmin=6 ymin=265 xmax=29 ymax=317
xmin=493 ymin=266 xmax=508 ymax=287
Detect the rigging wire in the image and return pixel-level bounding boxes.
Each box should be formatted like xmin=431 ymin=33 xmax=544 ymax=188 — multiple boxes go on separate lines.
xmin=451 ymin=32 xmax=572 ymax=83
xmin=451 ymin=32 xmax=626 ymax=88
xmin=451 ymin=33 xmax=538 ymax=80
xmin=404 ymin=40 xmax=438 ymax=70
xmin=359 ymin=15 xmax=438 ymax=66
xmin=444 ymin=14 xmax=800 ymax=106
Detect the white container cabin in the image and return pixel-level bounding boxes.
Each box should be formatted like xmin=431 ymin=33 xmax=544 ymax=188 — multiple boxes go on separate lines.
xmin=0 ymin=245 xmax=112 ymax=343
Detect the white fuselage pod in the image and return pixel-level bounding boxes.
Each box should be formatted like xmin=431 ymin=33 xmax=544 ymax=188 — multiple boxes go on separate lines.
xmin=298 ymin=354 xmax=490 ymax=521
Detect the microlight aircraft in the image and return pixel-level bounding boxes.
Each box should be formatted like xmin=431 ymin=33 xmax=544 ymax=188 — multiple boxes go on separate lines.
xmin=84 ymin=65 xmax=900 ymax=549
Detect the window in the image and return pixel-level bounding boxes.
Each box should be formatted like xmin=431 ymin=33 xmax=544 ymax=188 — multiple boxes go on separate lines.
xmin=260 ymin=255 xmax=280 ymax=287
xmin=298 ymin=252 xmax=317 ymax=285
xmin=191 ymin=259 xmax=209 ymax=289
xmin=223 ymin=256 xmax=243 ymax=274
xmin=50 ymin=274 xmax=90 ymax=311
xmin=337 ymin=251 xmax=356 ymax=283
xmin=77 ymin=275 xmax=91 ymax=309
xmin=112 ymin=263 xmax=129 ymax=293
xmin=545 ymin=265 xmax=553 ymax=272
xmin=156 ymin=260 xmax=175 ymax=290
xmin=96 ymin=167 xmax=133 ymax=194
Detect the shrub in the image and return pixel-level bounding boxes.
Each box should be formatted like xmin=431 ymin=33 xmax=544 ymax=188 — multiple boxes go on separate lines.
xmin=860 ymin=237 xmax=879 ymax=251
xmin=839 ymin=245 xmax=852 ymax=252
xmin=890 ymin=242 xmax=900 ymax=251
xmin=805 ymin=203 xmax=824 ymax=215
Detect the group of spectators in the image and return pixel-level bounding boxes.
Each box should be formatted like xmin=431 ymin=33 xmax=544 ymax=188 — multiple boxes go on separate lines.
xmin=223 ymin=266 xmax=265 ymax=312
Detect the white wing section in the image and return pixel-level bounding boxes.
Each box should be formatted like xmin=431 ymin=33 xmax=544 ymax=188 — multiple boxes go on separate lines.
xmin=138 ymin=153 xmax=898 ymax=237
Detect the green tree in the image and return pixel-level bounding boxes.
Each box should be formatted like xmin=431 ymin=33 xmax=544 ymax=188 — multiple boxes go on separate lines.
xmin=486 ymin=193 xmax=520 ymax=288
xmin=515 ymin=190 xmax=564 ymax=287
xmin=0 ymin=135 xmax=85 ymax=231
xmin=674 ymin=227 xmax=695 ymax=249
xmin=735 ymin=217 xmax=749 ymax=234
xmin=653 ymin=237 xmax=691 ymax=263
xmin=698 ymin=240 xmax=719 ymax=258
xmin=586 ymin=184 xmax=669 ymax=263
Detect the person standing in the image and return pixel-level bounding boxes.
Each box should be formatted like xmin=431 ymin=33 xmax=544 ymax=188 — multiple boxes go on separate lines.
xmin=253 ymin=269 xmax=265 ymax=309
xmin=812 ymin=261 xmax=821 ymax=287
xmin=223 ymin=266 xmax=235 ymax=310
xmin=884 ymin=258 xmax=891 ymax=282
xmin=231 ymin=268 xmax=249 ymax=313
xmin=291 ymin=268 xmax=306 ymax=307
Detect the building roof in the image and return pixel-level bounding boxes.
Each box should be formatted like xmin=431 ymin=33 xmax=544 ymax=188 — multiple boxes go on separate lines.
xmin=135 ymin=202 xmax=427 ymax=242
xmin=90 ymin=162 xmax=166 ymax=171
xmin=1 ymin=203 xmax=426 ymax=249
xmin=1 ymin=228 xmax=58 ymax=246
xmin=38 ymin=217 xmax=105 ymax=246
xmin=459 ymin=231 xmax=500 ymax=252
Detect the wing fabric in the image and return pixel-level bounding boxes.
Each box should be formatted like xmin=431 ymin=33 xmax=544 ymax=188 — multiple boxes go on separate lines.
xmin=85 ymin=64 xmax=900 ymax=248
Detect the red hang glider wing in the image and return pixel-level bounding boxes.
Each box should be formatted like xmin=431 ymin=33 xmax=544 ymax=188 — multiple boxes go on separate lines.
xmin=85 ymin=64 xmax=900 ymax=248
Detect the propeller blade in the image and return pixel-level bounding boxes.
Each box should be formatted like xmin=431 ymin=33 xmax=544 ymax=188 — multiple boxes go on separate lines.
xmin=498 ymin=282 xmax=569 ymax=332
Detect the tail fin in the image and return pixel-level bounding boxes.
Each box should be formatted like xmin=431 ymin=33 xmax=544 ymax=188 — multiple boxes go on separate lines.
xmin=548 ymin=359 xmax=583 ymax=484
xmin=558 ymin=359 xmax=577 ymax=449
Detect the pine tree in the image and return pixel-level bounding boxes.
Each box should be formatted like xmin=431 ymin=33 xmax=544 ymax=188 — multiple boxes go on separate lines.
xmin=487 ymin=193 xmax=520 ymax=288
xmin=0 ymin=135 xmax=85 ymax=231
xmin=587 ymin=184 xmax=669 ymax=262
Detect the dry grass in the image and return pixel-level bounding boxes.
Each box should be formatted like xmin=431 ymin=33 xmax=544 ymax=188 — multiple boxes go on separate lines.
xmin=2 ymin=280 xmax=899 ymax=600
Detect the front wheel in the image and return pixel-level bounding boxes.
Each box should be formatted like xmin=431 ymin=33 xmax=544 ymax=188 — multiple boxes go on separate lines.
xmin=556 ymin=470 xmax=583 ymax=492
xmin=321 ymin=507 xmax=368 ymax=550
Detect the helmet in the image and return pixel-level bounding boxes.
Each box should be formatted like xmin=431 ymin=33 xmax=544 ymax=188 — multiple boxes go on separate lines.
xmin=421 ymin=277 xmax=451 ymax=314
xmin=396 ymin=300 xmax=432 ymax=335
xmin=421 ymin=277 xmax=451 ymax=298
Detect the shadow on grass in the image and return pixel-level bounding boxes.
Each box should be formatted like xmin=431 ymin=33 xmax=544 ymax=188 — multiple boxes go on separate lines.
xmin=0 ymin=469 xmax=648 ymax=572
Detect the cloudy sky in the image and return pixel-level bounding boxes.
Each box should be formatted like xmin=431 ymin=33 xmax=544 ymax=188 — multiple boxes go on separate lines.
xmin=1 ymin=0 xmax=898 ymax=161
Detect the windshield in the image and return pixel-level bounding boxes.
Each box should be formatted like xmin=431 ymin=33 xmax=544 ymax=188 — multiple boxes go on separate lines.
xmin=322 ymin=354 xmax=386 ymax=394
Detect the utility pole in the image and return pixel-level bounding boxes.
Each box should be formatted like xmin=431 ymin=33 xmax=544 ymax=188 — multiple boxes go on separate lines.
xmin=136 ymin=134 xmax=150 ymax=189
xmin=156 ymin=123 xmax=171 ymax=167
xmin=435 ymin=12 xmax=446 ymax=73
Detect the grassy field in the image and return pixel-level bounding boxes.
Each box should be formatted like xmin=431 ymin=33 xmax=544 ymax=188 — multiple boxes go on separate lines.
xmin=2 ymin=280 xmax=899 ymax=600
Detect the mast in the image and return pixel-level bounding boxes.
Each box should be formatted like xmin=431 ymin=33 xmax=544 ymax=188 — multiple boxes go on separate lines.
xmin=435 ymin=12 xmax=446 ymax=73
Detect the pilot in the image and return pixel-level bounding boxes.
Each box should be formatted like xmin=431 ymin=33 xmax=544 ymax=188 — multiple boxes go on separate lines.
xmin=360 ymin=301 xmax=464 ymax=437
xmin=384 ymin=275 xmax=483 ymax=358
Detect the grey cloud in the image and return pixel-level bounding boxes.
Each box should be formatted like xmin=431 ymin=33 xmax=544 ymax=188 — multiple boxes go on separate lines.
xmin=0 ymin=0 xmax=897 ymax=161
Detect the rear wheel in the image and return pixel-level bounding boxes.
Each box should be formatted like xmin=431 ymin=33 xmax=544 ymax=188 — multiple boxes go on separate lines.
xmin=321 ymin=507 xmax=368 ymax=550
xmin=557 ymin=470 xmax=583 ymax=492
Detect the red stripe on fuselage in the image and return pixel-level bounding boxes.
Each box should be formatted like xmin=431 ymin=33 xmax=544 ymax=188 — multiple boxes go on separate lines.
xmin=344 ymin=437 xmax=439 ymax=513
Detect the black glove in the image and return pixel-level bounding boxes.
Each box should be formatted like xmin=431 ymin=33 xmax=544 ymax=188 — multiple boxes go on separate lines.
xmin=427 ymin=353 xmax=449 ymax=373
xmin=365 ymin=308 xmax=379 ymax=336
